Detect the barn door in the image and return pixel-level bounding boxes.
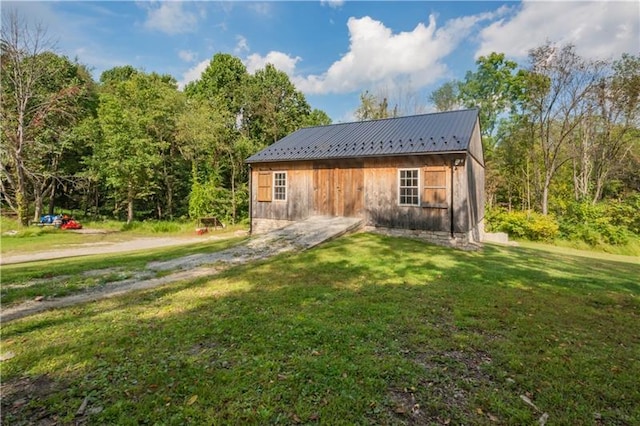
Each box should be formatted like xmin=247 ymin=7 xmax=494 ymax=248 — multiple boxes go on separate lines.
xmin=313 ymin=166 xmax=363 ymax=217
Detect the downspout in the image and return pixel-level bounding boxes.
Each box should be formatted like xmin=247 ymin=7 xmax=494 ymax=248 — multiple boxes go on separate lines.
xmin=248 ymin=164 xmax=253 ymax=235
xmin=450 ymin=159 xmax=455 ymax=238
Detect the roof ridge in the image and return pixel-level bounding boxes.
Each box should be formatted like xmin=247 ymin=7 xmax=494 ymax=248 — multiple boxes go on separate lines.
xmin=301 ymin=108 xmax=479 ymax=130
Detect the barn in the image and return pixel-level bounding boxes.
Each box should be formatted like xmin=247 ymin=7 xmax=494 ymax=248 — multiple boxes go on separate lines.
xmin=245 ymin=108 xmax=485 ymax=247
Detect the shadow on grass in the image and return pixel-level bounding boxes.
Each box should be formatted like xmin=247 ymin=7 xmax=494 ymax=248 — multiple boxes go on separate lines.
xmin=2 ymin=233 xmax=639 ymax=425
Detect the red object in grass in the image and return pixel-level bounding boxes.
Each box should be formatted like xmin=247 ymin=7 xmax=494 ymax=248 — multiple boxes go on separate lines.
xmin=60 ymin=219 xmax=82 ymax=230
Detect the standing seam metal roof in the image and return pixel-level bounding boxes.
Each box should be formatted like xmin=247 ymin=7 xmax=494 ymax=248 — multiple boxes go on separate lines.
xmin=245 ymin=108 xmax=479 ymax=163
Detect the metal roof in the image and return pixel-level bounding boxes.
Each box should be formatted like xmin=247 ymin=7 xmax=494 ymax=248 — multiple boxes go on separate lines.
xmin=246 ymin=108 xmax=479 ymax=163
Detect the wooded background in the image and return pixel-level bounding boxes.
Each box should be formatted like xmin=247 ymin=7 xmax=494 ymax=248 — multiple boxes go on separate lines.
xmin=2 ymin=12 xmax=638 ymax=246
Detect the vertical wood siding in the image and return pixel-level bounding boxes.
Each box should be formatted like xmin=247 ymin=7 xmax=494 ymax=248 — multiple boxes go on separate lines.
xmin=363 ymin=156 xmax=455 ymax=232
xmin=257 ymin=172 xmax=272 ymax=202
xmin=251 ymin=152 xmax=482 ymax=234
xmin=313 ymin=161 xmax=363 ymax=217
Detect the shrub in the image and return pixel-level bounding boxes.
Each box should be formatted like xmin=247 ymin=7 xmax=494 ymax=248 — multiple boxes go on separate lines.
xmin=486 ymin=208 xmax=559 ymax=241
xmin=557 ymin=201 xmax=632 ymax=246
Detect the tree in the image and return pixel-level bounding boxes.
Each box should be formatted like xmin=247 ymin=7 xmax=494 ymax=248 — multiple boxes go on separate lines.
xmin=245 ymin=64 xmax=311 ymax=145
xmin=1 ymin=11 xmax=95 ymax=224
xmin=428 ymin=81 xmax=461 ymax=112
xmin=94 ymin=71 xmax=184 ymax=223
xmin=184 ymin=53 xmax=248 ymax=116
xmin=520 ymin=43 xmax=605 ymax=214
xmin=588 ymin=54 xmax=640 ymax=203
xmin=354 ymin=90 xmax=395 ymax=121
xmin=99 ymin=65 xmax=138 ymax=86
xmin=176 ymin=99 xmax=233 ymax=219
xmin=304 ymin=109 xmax=332 ymax=127
xmin=458 ymin=53 xmax=521 ymax=139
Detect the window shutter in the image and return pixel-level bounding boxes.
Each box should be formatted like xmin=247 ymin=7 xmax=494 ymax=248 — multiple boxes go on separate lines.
xmin=423 ymin=167 xmax=447 ymax=206
xmin=257 ymin=172 xmax=272 ymax=202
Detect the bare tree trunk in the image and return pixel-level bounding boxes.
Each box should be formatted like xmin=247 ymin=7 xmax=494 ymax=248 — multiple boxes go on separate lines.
xmin=2 ymin=11 xmax=54 ymax=226
xmin=229 ymin=152 xmax=236 ymax=225
xmin=33 ymin=186 xmax=43 ymax=223
xmin=15 ymin=154 xmax=29 ymax=226
xmin=127 ymin=183 xmax=134 ymax=224
xmin=127 ymin=198 xmax=134 ymax=224
xmin=541 ymin=171 xmax=553 ymax=215
xmin=47 ymin=179 xmax=56 ymax=215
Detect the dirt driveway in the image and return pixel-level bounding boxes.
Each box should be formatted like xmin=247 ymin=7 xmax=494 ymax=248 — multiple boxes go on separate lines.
xmin=1 ymin=217 xmax=363 ymax=323
xmin=0 ymin=232 xmax=246 ymax=265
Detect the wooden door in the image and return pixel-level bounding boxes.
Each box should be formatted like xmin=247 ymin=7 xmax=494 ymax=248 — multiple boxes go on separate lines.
xmin=313 ymin=166 xmax=363 ymax=217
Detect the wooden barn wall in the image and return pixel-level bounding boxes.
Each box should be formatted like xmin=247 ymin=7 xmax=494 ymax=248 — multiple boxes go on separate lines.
xmin=363 ymin=155 xmax=468 ymax=232
xmin=465 ymin=120 xmax=485 ymax=240
xmin=251 ymin=153 xmax=479 ymax=234
xmin=466 ymin=153 xmax=485 ymax=241
xmin=251 ymin=162 xmax=313 ymax=221
xmin=312 ymin=160 xmax=364 ymax=217
xmin=467 ymin=120 xmax=484 ymax=167
xmin=452 ymin=160 xmax=469 ymax=233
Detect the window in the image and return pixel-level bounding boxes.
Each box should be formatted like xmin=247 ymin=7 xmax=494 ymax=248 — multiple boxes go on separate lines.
xmin=273 ymin=172 xmax=287 ymax=201
xmin=399 ymin=169 xmax=419 ymax=206
xmin=257 ymin=172 xmax=272 ymax=202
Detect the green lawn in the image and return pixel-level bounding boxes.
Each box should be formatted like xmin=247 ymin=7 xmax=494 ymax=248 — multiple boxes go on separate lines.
xmin=1 ymin=233 xmax=639 ymax=424
xmin=0 ymin=218 xmax=247 ymax=255
xmin=1 ymin=236 xmax=247 ymax=306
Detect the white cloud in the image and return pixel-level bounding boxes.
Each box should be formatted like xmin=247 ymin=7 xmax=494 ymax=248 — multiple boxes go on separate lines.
xmin=294 ymin=12 xmax=499 ymax=95
xmin=178 ymin=59 xmax=209 ymax=89
xmin=321 ymin=0 xmax=344 ymax=9
xmin=476 ymin=1 xmax=639 ymax=61
xmin=235 ymin=35 xmax=249 ymax=54
xmin=244 ymin=51 xmax=301 ymax=75
xmin=143 ymin=2 xmax=199 ymax=35
xmin=178 ymin=50 xmax=196 ymax=62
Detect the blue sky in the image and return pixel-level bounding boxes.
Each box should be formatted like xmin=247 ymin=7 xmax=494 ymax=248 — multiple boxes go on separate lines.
xmin=4 ymin=1 xmax=638 ymax=122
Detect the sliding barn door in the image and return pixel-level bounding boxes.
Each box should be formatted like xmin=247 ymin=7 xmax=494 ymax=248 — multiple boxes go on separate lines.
xmin=313 ymin=165 xmax=363 ymax=217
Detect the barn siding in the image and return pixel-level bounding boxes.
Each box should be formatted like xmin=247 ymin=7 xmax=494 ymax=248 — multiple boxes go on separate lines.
xmin=362 ymin=156 xmax=460 ymax=232
xmin=251 ymin=162 xmax=313 ymax=222
xmin=251 ymin=153 xmax=479 ymax=236
xmin=452 ymin=160 xmax=469 ymax=233
xmin=466 ymin=154 xmax=485 ymax=241
xmin=466 ymin=119 xmax=485 ymax=242
xmin=467 ymin=119 xmax=484 ymax=167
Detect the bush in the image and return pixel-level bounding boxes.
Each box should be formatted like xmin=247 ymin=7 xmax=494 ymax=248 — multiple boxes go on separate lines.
xmin=556 ymin=201 xmax=633 ymax=246
xmin=486 ymin=208 xmax=559 ymax=241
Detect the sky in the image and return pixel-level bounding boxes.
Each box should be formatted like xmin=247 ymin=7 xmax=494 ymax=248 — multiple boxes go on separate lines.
xmin=3 ymin=1 xmax=639 ymax=122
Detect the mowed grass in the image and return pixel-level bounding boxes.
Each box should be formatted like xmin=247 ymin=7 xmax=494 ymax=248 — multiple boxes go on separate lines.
xmin=0 ymin=216 xmax=247 ymax=255
xmin=1 ymin=236 xmax=247 ymax=306
xmin=1 ymin=233 xmax=639 ymax=424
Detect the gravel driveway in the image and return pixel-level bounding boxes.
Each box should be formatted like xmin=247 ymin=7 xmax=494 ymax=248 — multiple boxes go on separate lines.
xmin=1 ymin=217 xmax=362 ymax=323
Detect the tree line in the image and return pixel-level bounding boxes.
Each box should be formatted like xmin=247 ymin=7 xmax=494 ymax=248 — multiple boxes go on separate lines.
xmin=356 ymin=45 xmax=639 ymax=245
xmin=1 ymin=13 xmax=330 ymax=226
xmin=2 ymin=12 xmax=638 ymax=245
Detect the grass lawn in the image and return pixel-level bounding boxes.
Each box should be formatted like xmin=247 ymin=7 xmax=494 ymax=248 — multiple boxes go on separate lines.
xmin=0 ymin=218 xmax=247 ymax=255
xmin=1 ymin=233 xmax=639 ymax=424
xmin=1 ymin=236 xmax=247 ymax=306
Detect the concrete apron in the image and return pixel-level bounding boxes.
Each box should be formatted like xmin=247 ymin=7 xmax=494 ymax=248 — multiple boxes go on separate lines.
xmin=1 ymin=216 xmax=363 ymax=323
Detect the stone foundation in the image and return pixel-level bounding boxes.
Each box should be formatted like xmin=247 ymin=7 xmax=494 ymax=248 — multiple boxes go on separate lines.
xmin=251 ymin=218 xmax=296 ymax=234
xmin=364 ymin=226 xmax=480 ymax=250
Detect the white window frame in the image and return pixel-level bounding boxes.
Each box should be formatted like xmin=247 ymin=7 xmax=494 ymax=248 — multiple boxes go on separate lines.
xmin=398 ymin=168 xmax=420 ymax=206
xmin=273 ymin=171 xmax=287 ymax=201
